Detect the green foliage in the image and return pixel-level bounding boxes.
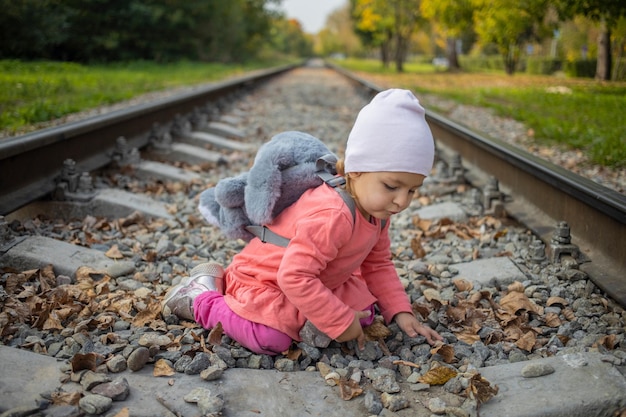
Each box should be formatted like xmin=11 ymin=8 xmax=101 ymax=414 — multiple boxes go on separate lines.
xmin=0 ymin=0 xmax=281 ymax=63
xmin=526 ymin=58 xmax=562 ymax=75
xmin=563 ymin=59 xmax=597 ymax=78
xmin=0 ymin=60 xmax=290 ymax=135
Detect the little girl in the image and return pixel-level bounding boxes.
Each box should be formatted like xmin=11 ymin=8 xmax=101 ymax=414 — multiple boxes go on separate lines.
xmin=163 ymin=89 xmax=443 ymax=355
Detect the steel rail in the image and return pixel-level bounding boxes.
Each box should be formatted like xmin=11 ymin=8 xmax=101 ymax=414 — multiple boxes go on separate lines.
xmin=0 ymin=63 xmax=298 ymax=216
xmin=329 ymin=62 xmax=625 ymax=305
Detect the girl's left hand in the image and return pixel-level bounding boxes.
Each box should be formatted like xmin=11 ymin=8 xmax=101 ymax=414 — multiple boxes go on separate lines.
xmin=394 ymin=312 xmax=443 ymax=345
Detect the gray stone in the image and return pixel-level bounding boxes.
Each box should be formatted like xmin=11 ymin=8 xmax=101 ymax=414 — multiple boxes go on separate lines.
xmin=78 ymin=394 xmax=112 ymax=415
xmin=127 ymin=347 xmax=150 ymax=372
xmin=521 ymin=362 xmax=556 ymax=378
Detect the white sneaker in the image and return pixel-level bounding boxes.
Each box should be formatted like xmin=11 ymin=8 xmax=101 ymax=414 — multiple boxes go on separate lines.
xmin=162 ymin=262 xmax=224 ymax=320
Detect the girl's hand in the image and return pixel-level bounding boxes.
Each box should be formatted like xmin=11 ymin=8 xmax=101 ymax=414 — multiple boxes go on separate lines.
xmin=336 ymin=309 xmax=372 ymax=350
xmin=394 ymin=312 xmax=443 ymax=345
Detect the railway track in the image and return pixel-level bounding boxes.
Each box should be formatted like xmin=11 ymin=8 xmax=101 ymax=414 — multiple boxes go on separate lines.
xmin=2 ymin=60 xmax=624 ymax=306
xmin=1 ymin=60 xmax=625 ymax=417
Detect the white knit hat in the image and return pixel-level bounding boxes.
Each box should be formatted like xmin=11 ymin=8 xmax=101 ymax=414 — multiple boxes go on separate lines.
xmin=344 ymin=89 xmax=435 ymax=176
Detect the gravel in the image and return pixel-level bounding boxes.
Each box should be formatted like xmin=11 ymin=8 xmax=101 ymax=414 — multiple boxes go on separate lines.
xmin=1 ymin=63 xmax=624 ymax=416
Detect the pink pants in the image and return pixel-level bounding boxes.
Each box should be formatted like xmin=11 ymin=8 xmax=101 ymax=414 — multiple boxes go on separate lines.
xmin=194 ymin=291 xmax=375 ymax=355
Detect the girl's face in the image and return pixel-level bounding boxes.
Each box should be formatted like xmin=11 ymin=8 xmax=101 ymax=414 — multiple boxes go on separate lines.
xmin=347 ymin=171 xmax=426 ymax=221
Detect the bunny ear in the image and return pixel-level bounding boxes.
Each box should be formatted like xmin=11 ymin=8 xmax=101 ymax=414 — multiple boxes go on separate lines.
xmin=198 ymin=188 xmax=220 ymax=226
xmin=245 ymin=159 xmax=283 ymax=225
xmin=215 ymin=172 xmax=248 ymax=208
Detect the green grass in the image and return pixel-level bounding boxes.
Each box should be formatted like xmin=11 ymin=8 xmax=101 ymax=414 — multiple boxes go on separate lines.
xmin=0 ymin=59 xmax=294 ymax=136
xmin=336 ymin=58 xmax=626 ymax=169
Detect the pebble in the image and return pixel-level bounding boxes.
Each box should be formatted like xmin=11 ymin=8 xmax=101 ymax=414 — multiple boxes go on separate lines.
xmin=200 ymin=365 xmax=224 ymax=381
xmin=126 ymin=347 xmax=150 ymax=371
xmin=78 ymin=394 xmax=112 ymax=415
xmin=521 ymin=362 xmax=556 ymax=378
xmin=90 ymin=377 xmax=130 ymax=401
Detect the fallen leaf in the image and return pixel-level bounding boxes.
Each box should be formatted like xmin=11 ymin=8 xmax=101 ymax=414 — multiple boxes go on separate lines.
xmin=594 ymin=334 xmax=617 ymax=349
xmin=546 ymin=296 xmax=568 ymax=307
xmin=105 ymin=245 xmax=124 ymax=259
xmin=423 ymin=288 xmax=446 ymax=305
xmin=516 ymin=330 xmax=537 ymax=351
xmin=453 ymin=278 xmax=473 ymax=292
xmin=111 ymin=407 xmax=130 ymax=417
xmin=544 ymin=312 xmax=562 ymax=327
xmin=410 ymin=236 xmax=427 ymax=259
xmin=363 ymin=318 xmax=391 ymax=341
xmin=430 ymin=342 xmax=456 ymax=364
xmin=338 ymin=378 xmax=363 ymax=400
xmin=392 ymin=359 xmax=421 ymax=368
xmin=418 ymin=363 xmax=457 ymax=385
xmin=465 ymin=372 xmax=498 ymax=405
xmin=507 ymin=281 xmax=525 ymax=293
xmin=208 ymin=322 xmax=224 ymax=345
xmin=71 ymin=352 xmax=102 ymax=372
xmin=51 ymin=391 xmax=81 ymax=406
xmin=500 ymin=292 xmax=544 ymax=316
xmin=154 ymin=359 xmax=176 ymax=377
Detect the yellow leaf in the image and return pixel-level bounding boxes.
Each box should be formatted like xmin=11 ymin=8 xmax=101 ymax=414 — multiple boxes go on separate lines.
xmin=105 ymin=245 xmax=124 ymax=259
xmin=153 ymin=359 xmax=175 ymax=377
xmin=418 ymin=364 xmax=457 ymax=385
xmin=452 ymin=278 xmax=473 ymax=292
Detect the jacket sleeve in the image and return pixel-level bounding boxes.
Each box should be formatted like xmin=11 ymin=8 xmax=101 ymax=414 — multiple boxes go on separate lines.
xmin=275 ymin=208 xmax=356 ymax=340
xmin=359 ymin=222 xmax=413 ymax=323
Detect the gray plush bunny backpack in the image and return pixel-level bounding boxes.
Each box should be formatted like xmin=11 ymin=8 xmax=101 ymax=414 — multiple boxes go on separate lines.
xmin=198 ymin=131 xmax=374 ymax=246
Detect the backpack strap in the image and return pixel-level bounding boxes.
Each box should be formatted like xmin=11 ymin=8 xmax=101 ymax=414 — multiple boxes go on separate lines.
xmin=245 ymin=155 xmax=386 ymax=247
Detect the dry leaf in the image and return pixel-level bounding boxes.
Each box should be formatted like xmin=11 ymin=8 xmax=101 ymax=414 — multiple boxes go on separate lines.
xmin=105 ymin=245 xmax=124 ymax=259
xmin=507 ymin=281 xmax=525 ymax=293
xmin=410 ymin=236 xmax=427 ymax=259
xmin=516 ymin=330 xmax=537 ymax=351
xmin=285 ymin=345 xmax=302 ymax=361
xmin=208 ymin=322 xmax=224 ymax=345
xmin=423 ymin=288 xmax=446 ymax=305
xmin=338 ymin=378 xmax=363 ymax=400
xmin=111 ymin=407 xmax=130 ymax=417
xmin=363 ymin=318 xmax=391 ymax=341
xmin=430 ymin=343 xmax=456 ymax=364
xmin=51 ymin=391 xmax=81 ymax=406
xmin=546 ymin=296 xmax=568 ymax=306
xmin=392 ymin=360 xmax=421 ymax=368
xmin=500 ymin=292 xmax=544 ymax=315
xmin=154 ymin=359 xmax=176 ymax=377
xmin=71 ymin=352 xmax=101 ymax=372
xmin=465 ymin=372 xmax=498 ymax=405
xmin=418 ymin=364 xmax=458 ymax=385
xmin=452 ymin=278 xmax=473 ymax=292
xmin=594 ymin=334 xmax=617 ymax=349
xmin=544 ymin=312 xmax=562 ymax=327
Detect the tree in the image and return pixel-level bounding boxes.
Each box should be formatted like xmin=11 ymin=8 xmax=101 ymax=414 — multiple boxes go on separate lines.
xmin=471 ymin=0 xmax=552 ymax=75
xmin=351 ymin=0 xmax=424 ymax=71
xmin=317 ymin=5 xmax=363 ymax=57
xmin=420 ymin=0 xmax=474 ymax=70
xmin=553 ymin=0 xmax=626 ymax=80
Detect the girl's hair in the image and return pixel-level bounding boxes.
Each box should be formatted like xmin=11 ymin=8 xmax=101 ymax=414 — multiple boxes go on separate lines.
xmin=336 ymin=158 xmax=355 ymax=196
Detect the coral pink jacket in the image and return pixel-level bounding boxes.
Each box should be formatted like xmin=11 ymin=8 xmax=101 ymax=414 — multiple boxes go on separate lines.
xmin=222 ymin=183 xmax=413 ymax=341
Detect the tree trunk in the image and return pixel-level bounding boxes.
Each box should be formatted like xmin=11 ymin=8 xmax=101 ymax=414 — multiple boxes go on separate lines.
xmin=394 ymin=34 xmax=407 ymax=72
xmin=595 ymin=19 xmax=611 ymax=81
xmin=446 ymin=37 xmax=460 ymax=70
